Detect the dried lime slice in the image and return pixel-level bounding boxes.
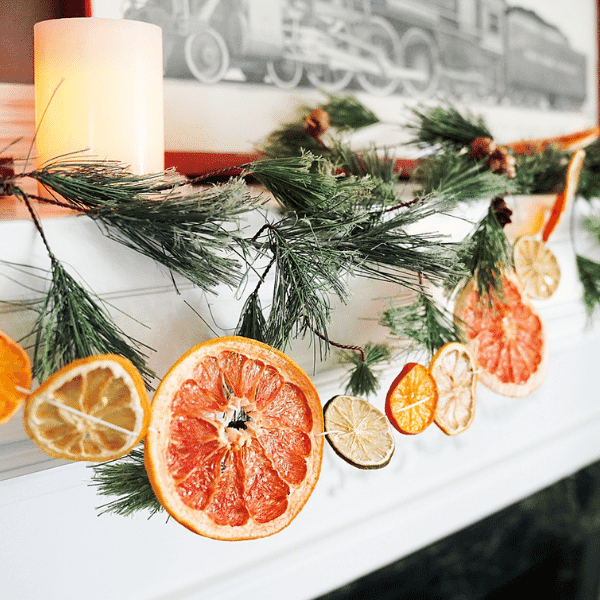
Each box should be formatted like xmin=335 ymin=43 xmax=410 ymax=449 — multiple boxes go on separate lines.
xmin=323 ymin=395 xmax=395 ymax=469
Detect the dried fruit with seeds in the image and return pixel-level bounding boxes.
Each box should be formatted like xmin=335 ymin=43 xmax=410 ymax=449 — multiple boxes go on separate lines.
xmin=145 ymin=336 xmax=323 ymax=540
xmin=513 ymin=236 xmax=561 ymax=299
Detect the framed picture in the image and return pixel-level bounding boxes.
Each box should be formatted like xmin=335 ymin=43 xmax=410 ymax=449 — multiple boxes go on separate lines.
xmin=84 ymin=1 xmax=600 ymax=174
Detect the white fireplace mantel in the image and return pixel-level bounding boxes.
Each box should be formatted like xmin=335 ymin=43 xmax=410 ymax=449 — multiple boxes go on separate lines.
xmin=1 ymin=196 xmax=599 ymax=600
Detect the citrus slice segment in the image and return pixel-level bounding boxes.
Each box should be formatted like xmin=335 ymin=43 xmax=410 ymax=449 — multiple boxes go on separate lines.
xmin=0 ymin=330 xmax=32 ymax=425
xmin=454 ymin=273 xmax=548 ymax=397
xmin=429 ymin=342 xmax=477 ymax=435
xmin=385 ymin=362 xmax=438 ymax=435
xmin=145 ymin=336 xmax=323 ymax=540
xmin=504 ymin=126 xmax=599 ymax=154
xmin=542 ymin=149 xmax=585 ymax=242
xmin=24 ymin=355 xmax=149 ymax=461
xmin=323 ymin=395 xmax=395 ymax=469
xmin=513 ymin=236 xmax=561 ymax=299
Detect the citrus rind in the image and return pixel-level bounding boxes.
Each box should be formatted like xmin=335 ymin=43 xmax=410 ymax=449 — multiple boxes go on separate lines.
xmin=0 ymin=330 xmax=32 ymax=426
xmin=385 ymin=362 xmax=438 ymax=435
xmin=513 ymin=236 xmax=561 ymax=299
xmin=145 ymin=336 xmax=324 ymax=541
xmin=429 ymin=342 xmax=477 ymax=435
xmin=24 ymin=354 xmax=149 ymax=461
xmin=323 ymin=395 xmax=395 ymax=469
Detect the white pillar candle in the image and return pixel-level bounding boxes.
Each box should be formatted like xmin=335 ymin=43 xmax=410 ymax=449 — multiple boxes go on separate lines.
xmin=34 ymin=17 xmax=164 ymax=174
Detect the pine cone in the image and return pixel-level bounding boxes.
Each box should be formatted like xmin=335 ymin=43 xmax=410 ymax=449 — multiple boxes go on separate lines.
xmin=304 ymin=108 xmax=330 ymax=138
xmin=487 ymin=147 xmax=517 ymax=179
xmin=491 ymin=197 xmax=513 ymax=227
xmin=469 ymin=137 xmax=497 ymax=161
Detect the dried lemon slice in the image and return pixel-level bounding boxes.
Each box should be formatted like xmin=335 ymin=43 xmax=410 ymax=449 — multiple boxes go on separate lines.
xmin=323 ymin=395 xmax=394 ymax=469
xmin=24 ymin=355 xmax=149 ymax=461
xmin=513 ymin=236 xmax=561 ymax=299
xmin=429 ymin=342 xmax=477 ymax=435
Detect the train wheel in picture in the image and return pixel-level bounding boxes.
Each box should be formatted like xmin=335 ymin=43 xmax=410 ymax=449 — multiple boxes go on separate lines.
xmin=184 ymin=28 xmax=230 ymax=85
xmin=305 ymin=24 xmax=355 ymax=92
xmin=267 ymin=57 xmax=303 ymax=89
xmin=355 ymin=16 xmax=401 ymax=96
xmin=400 ymin=27 xmax=440 ymax=97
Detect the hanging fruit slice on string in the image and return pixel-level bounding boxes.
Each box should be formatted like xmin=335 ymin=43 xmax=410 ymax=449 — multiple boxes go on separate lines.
xmin=385 ymin=362 xmax=438 ymax=435
xmin=454 ymin=273 xmax=548 ymax=397
xmin=0 ymin=329 xmax=32 ymax=425
xmin=513 ymin=235 xmax=561 ymax=299
xmin=323 ymin=395 xmax=395 ymax=469
xmin=24 ymin=355 xmax=149 ymax=461
xmin=145 ymin=336 xmax=323 ymax=540
xmin=541 ymin=149 xmax=586 ymax=243
xmin=429 ymin=342 xmax=477 ymax=435
xmin=503 ymin=126 xmax=599 ymax=155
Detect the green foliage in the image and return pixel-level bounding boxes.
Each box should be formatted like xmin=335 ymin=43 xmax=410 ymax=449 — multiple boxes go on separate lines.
xmin=405 ymin=104 xmax=492 ymax=151
xmin=580 ymin=141 xmax=600 ymax=199
xmin=90 ymin=446 xmax=163 ymax=517
xmin=576 ymin=255 xmax=600 ymax=317
xmin=512 ymin=146 xmax=570 ymax=194
xmin=447 ymin=201 xmax=513 ymax=301
xmin=318 ymin=94 xmax=379 ymax=130
xmin=28 ymin=260 xmax=154 ymax=384
xmin=381 ymin=292 xmax=462 ymax=358
xmin=412 ymin=153 xmax=515 ymax=205
xmin=339 ymin=343 xmax=392 ymax=398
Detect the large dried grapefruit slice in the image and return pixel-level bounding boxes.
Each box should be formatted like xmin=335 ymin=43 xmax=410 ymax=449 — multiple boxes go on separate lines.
xmin=385 ymin=362 xmax=438 ymax=435
xmin=24 ymin=355 xmax=149 ymax=461
xmin=429 ymin=342 xmax=477 ymax=435
xmin=323 ymin=395 xmax=395 ymax=469
xmin=0 ymin=329 xmax=32 ymax=425
xmin=145 ymin=336 xmax=323 ymax=540
xmin=454 ymin=273 xmax=547 ymax=397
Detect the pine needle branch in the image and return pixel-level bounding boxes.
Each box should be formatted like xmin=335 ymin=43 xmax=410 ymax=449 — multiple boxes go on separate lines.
xmin=28 ymin=260 xmax=154 ymax=384
xmin=338 ymin=342 xmax=392 ymax=397
xmin=381 ymin=292 xmax=463 ymax=358
xmin=90 ymin=446 xmax=163 ymax=517
xmin=405 ymin=104 xmax=492 ymax=151
xmin=576 ymin=255 xmax=600 ymax=318
xmin=317 ymin=94 xmax=379 ymax=130
xmin=446 ymin=200 xmax=513 ymax=301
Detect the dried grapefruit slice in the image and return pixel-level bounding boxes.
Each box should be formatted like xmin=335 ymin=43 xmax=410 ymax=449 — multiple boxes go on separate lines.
xmin=513 ymin=236 xmax=561 ymax=299
xmin=385 ymin=362 xmax=438 ymax=435
xmin=145 ymin=336 xmax=323 ymax=540
xmin=24 ymin=355 xmax=149 ymax=461
xmin=454 ymin=273 xmax=547 ymax=397
xmin=429 ymin=342 xmax=477 ymax=435
xmin=504 ymin=126 xmax=599 ymax=155
xmin=323 ymin=395 xmax=394 ymax=469
xmin=0 ymin=330 xmax=32 ymax=425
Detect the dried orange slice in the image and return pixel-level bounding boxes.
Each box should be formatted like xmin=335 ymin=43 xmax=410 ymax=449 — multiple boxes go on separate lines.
xmin=323 ymin=395 xmax=394 ymax=469
xmin=454 ymin=273 xmax=547 ymax=397
xmin=504 ymin=126 xmax=599 ymax=155
xmin=429 ymin=342 xmax=477 ymax=435
xmin=542 ymin=149 xmax=585 ymax=242
xmin=513 ymin=236 xmax=561 ymax=299
xmin=385 ymin=362 xmax=438 ymax=435
xmin=0 ymin=330 xmax=32 ymax=425
xmin=24 ymin=355 xmax=149 ymax=461
xmin=145 ymin=336 xmax=323 ymax=540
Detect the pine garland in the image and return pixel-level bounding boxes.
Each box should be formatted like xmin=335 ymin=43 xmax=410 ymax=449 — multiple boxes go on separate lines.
xmin=576 ymin=255 xmax=600 ymax=317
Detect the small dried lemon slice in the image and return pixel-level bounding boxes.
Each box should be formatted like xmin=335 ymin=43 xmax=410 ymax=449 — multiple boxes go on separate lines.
xmin=323 ymin=395 xmax=395 ymax=469
xmin=24 ymin=355 xmax=149 ymax=461
xmin=429 ymin=342 xmax=477 ymax=435
xmin=513 ymin=236 xmax=561 ymax=299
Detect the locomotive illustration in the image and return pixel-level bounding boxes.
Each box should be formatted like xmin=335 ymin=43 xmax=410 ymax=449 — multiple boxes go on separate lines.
xmin=122 ymin=0 xmax=587 ymax=108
